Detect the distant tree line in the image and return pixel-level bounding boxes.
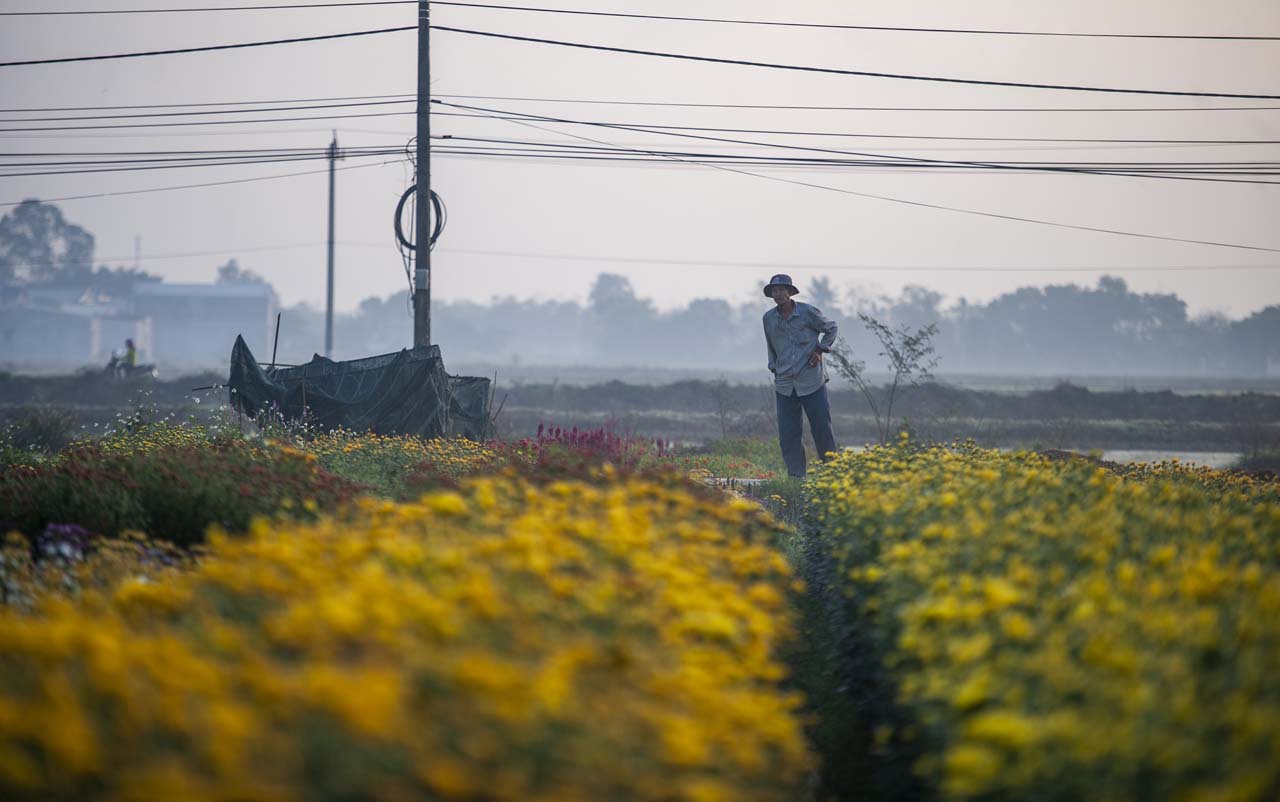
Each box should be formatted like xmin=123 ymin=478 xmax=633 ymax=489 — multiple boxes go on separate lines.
xmin=279 ymin=273 xmax=1278 ymax=377
xmin=5 ymin=200 xmax=1275 ymax=376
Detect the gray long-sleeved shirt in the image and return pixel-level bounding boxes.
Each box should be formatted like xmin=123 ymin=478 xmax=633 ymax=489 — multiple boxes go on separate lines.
xmin=764 ymin=302 xmax=839 ymax=397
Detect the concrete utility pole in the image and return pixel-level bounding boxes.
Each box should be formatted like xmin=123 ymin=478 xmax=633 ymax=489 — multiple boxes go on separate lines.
xmin=325 ymin=132 xmax=341 ymax=358
xmin=412 ymin=0 xmax=432 ymax=348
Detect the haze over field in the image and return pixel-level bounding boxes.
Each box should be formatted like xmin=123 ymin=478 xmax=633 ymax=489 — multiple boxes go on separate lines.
xmin=2 ymin=198 xmax=1279 ymax=377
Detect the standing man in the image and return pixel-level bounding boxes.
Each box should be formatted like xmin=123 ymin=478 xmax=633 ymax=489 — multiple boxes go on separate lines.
xmin=762 ymin=274 xmax=839 ymax=477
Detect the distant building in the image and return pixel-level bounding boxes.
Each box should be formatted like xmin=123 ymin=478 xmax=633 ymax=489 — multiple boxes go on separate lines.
xmin=0 ymin=279 xmax=274 ymax=372
xmin=0 ymin=283 xmax=150 ymax=370
xmin=131 ymin=281 xmax=275 ymax=368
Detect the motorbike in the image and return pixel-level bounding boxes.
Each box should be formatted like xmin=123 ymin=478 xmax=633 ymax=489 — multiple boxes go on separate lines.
xmin=103 ymin=350 xmax=158 ymax=380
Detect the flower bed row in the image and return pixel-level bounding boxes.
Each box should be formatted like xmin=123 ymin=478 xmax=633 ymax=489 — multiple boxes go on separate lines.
xmin=295 ymin=429 xmax=503 ymax=498
xmin=0 ymin=433 xmax=363 ymax=547
xmin=1 ymin=420 xmax=779 ymax=552
xmin=0 ymin=475 xmax=812 ymax=801
xmin=803 ymin=442 xmax=1280 ymax=802
xmin=0 ymin=423 xmax=512 ymax=546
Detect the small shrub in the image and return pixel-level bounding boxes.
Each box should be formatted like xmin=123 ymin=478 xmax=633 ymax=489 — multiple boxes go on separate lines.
xmin=0 ymin=407 xmax=79 ymax=454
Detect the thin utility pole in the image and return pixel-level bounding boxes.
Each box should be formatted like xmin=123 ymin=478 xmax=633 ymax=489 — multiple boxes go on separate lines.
xmin=325 ymin=131 xmax=340 ymax=357
xmin=412 ymin=0 xmax=432 ymax=348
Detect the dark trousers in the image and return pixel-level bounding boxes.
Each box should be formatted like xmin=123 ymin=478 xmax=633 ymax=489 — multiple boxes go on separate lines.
xmin=776 ymin=384 xmax=838 ymax=478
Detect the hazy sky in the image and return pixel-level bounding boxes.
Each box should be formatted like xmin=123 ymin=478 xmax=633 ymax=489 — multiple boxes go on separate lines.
xmin=2 ymin=0 xmax=1278 ymax=321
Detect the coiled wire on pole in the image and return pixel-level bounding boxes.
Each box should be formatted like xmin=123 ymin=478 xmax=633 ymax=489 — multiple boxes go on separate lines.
xmin=394 ymin=184 xmax=445 ymax=252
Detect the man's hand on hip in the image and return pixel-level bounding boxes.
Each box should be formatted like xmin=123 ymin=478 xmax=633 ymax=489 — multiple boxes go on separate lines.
xmin=808 ymin=348 xmax=824 ymax=368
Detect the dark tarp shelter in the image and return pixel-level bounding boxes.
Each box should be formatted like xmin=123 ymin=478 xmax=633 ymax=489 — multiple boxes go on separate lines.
xmin=228 ymin=335 xmax=490 ymax=439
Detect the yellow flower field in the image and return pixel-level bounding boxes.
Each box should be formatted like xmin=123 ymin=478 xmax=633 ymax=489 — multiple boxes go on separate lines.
xmin=299 ymin=428 xmax=500 ymax=475
xmin=0 ymin=475 xmax=811 ymax=802
xmin=92 ymin=421 xmax=216 ymax=457
xmin=289 ymin=428 xmax=502 ymax=496
xmin=807 ymin=442 xmax=1280 ymax=802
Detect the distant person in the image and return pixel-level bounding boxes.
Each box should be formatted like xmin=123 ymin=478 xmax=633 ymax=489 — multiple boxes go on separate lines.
xmin=762 ymin=274 xmax=839 ymax=477
xmin=106 ymin=338 xmax=138 ymax=378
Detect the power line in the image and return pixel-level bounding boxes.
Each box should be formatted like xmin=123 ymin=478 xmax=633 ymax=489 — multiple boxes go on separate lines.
xmin=5 ymin=239 xmax=401 ymax=270
xmin=425 ymin=148 xmax=1280 ymax=185
xmin=428 ymin=133 xmax=1280 ymax=172
xmin=433 ymin=138 xmax=1262 ymax=155
xmin=0 ymin=110 xmax=416 ymax=133
xmin=431 ymin=154 xmax=1280 ymax=187
xmin=460 ymin=103 xmax=1280 ymax=253
xmin=437 ymin=246 xmax=1280 ymax=273
xmin=29 ymin=235 xmax=1272 ymax=274
xmin=8 ymin=99 xmax=1280 ymax=145
xmin=0 ymin=125 xmax=413 ymax=141
xmin=0 ymin=25 xmax=413 ymax=68
xmin=4 ymin=123 xmax=1275 ymax=182
xmin=0 ymin=1 xmax=410 ymax=13
xmin=5 ymin=20 xmax=1277 ymax=99
xmin=431 ymin=93 xmax=1280 ymax=113
xmin=0 ymin=149 xmax=404 ymax=179
xmin=10 ymin=137 xmax=1277 ymax=181
xmin=423 ymin=136 xmax=1280 ymax=168
xmin=10 ymin=242 xmax=327 ymax=268
xmin=5 ymin=91 xmax=1277 ymax=116
xmin=0 ymin=145 xmax=407 ymax=157
xmin=8 ymin=142 xmax=1278 ymax=192
xmin=10 ymin=240 xmax=396 ymax=271
xmin=433 ymin=102 xmax=1280 ymax=184
xmin=0 ymin=127 xmax=1230 ymax=150
xmin=0 ymin=93 xmax=414 ymax=113
xmin=5 ymin=1 xmax=1279 ymax=41
xmin=432 ymin=26 xmax=1280 ymax=100
xmin=434 ymin=2 xmax=1280 ymax=41
xmin=5 ymin=104 xmax=1276 ymax=153
xmin=7 ymin=127 xmax=1249 ymax=154
xmin=28 ymin=233 xmax=1274 ymax=274
xmin=432 ymin=111 xmax=1280 ymax=146
xmin=0 ymin=98 xmax=415 ymax=123
xmin=0 ymin=158 xmax=405 ymax=207
xmin=0 ymin=144 xmax=1233 ymax=173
